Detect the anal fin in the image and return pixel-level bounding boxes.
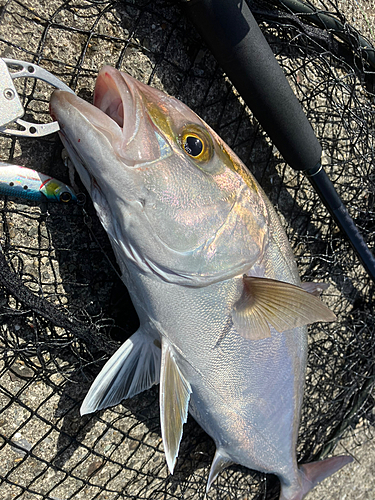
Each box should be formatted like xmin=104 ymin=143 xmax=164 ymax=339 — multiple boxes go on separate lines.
xmin=160 ymin=340 xmax=192 ymax=474
xmin=80 ymin=327 xmax=161 ymax=415
xmin=299 ymin=455 xmax=353 ymax=495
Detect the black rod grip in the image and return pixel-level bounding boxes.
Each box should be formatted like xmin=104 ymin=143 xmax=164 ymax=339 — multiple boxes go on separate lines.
xmin=307 ymin=166 xmax=375 ymax=281
xmin=183 ymin=0 xmax=375 ymax=282
xmin=183 ymin=0 xmax=322 ymax=172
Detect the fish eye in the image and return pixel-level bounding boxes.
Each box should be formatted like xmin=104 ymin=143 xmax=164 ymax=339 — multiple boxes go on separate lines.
xmin=183 ymin=135 xmax=203 ymax=157
xmin=179 ymin=125 xmax=213 ymax=163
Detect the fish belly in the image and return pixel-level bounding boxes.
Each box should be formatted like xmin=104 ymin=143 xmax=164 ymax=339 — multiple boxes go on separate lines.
xmin=129 ymin=268 xmax=307 ymax=486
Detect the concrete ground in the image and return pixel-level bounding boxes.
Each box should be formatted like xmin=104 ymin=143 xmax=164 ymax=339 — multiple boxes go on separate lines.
xmin=0 ymin=1 xmax=373 ymax=500
xmin=309 ymin=430 xmax=375 ymax=499
xmin=308 ymin=4 xmax=375 ymax=499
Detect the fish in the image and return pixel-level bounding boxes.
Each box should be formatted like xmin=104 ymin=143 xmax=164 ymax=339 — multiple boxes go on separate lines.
xmin=0 ymin=161 xmax=78 ymax=203
xmin=49 ymin=66 xmax=352 ymax=499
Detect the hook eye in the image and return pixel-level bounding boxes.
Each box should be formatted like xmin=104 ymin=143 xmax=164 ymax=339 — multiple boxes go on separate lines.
xmin=59 ymin=191 xmax=73 ymax=203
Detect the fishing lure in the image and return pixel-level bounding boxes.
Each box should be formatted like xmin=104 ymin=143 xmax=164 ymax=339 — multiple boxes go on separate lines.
xmin=0 ymin=162 xmax=80 ymax=203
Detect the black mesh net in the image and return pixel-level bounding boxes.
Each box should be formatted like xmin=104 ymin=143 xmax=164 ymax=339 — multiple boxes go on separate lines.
xmin=0 ymin=0 xmax=374 ymax=499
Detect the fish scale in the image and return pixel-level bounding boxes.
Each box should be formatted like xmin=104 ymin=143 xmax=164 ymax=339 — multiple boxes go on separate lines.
xmin=128 ymin=237 xmax=302 ymax=485
xmin=49 ymin=66 xmax=351 ymax=500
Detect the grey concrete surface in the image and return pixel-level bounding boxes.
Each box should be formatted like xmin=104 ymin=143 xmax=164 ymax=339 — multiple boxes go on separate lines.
xmin=0 ymin=1 xmax=373 ymax=499
xmin=309 ymin=431 xmax=375 ymax=500
xmin=308 ymin=4 xmax=375 ymax=498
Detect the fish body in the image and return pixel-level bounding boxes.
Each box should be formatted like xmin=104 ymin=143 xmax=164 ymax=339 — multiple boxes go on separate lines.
xmin=0 ymin=161 xmax=77 ymax=203
xmin=50 ymin=67 xmax=351 ymax=499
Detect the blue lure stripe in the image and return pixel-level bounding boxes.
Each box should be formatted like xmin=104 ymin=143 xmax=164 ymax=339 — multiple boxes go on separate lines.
xmin=0 ymin=162 xmax=77 ymax=203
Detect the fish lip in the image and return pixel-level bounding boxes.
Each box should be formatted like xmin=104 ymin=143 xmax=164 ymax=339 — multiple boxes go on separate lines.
xmin=50 ymin=88 xmax=124 ymax=148
xmin=56 ymin=122 xmax=97 ymax=197
xmin=49 ymin=92 xmax=100 ymax=196
xmin=49 ymin=67 xmax=136 ymax=141
xmin=49 ymin=68 xmax=145 ymax=205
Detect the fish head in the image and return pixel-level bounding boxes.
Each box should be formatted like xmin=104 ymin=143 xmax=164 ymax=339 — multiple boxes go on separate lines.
xmin=50 ymin=66 xmax=269 ymax=285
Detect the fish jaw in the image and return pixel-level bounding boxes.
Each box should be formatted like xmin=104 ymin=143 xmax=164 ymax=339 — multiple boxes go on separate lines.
xmin=49 ymin=89 xmax=136 ymax=199
xmin=50 ymin=69 xmax=270 ymax=286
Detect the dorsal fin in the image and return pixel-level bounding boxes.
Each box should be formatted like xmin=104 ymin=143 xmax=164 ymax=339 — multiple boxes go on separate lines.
xmin=160 ymin=340 xmax=192 ymax=474
xmin=232 ymin=276 xmax=336 ymax=340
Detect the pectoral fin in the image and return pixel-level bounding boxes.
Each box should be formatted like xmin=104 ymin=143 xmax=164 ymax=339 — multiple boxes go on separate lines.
xmin=160 ymin=340 xmax=192 ymax=474
xmin=232 ymin=276 xmax=336 ymax=340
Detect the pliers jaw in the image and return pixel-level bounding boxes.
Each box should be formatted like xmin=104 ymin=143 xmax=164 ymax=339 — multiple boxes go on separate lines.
xmin=0 ymin=58 xmax=74 ymax=137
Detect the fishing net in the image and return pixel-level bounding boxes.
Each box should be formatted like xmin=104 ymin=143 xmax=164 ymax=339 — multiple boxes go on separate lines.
xmin=0 ymin=0 xmax=374 ymax=498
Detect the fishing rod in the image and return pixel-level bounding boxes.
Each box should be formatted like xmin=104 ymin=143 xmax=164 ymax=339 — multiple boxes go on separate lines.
xmin=182 ymin=0 xmax=375 ymax=283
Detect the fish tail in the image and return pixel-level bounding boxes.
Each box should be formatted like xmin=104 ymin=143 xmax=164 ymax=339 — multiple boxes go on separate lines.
xmin=280 ymin=455 xmax=353 ymax=500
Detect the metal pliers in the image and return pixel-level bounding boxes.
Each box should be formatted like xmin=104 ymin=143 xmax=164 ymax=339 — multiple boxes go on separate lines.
xmin=0 ymin=58 xmax=74 ymax=137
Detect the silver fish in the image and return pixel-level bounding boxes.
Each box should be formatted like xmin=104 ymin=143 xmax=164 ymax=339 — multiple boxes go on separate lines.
xmin=49 ymin=66 xmax=352 ymax=499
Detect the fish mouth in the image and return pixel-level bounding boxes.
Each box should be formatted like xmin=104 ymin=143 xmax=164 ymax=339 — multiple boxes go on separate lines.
xmin=50 ymin=65 xmax=168 ymax=172
xmin=93 ymin=66 xmax=135 ymax=139
xmin=50 ymin=66 xmax=136 ymax=149
xmin=49 ymin=67 xmax=142 ymax=196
